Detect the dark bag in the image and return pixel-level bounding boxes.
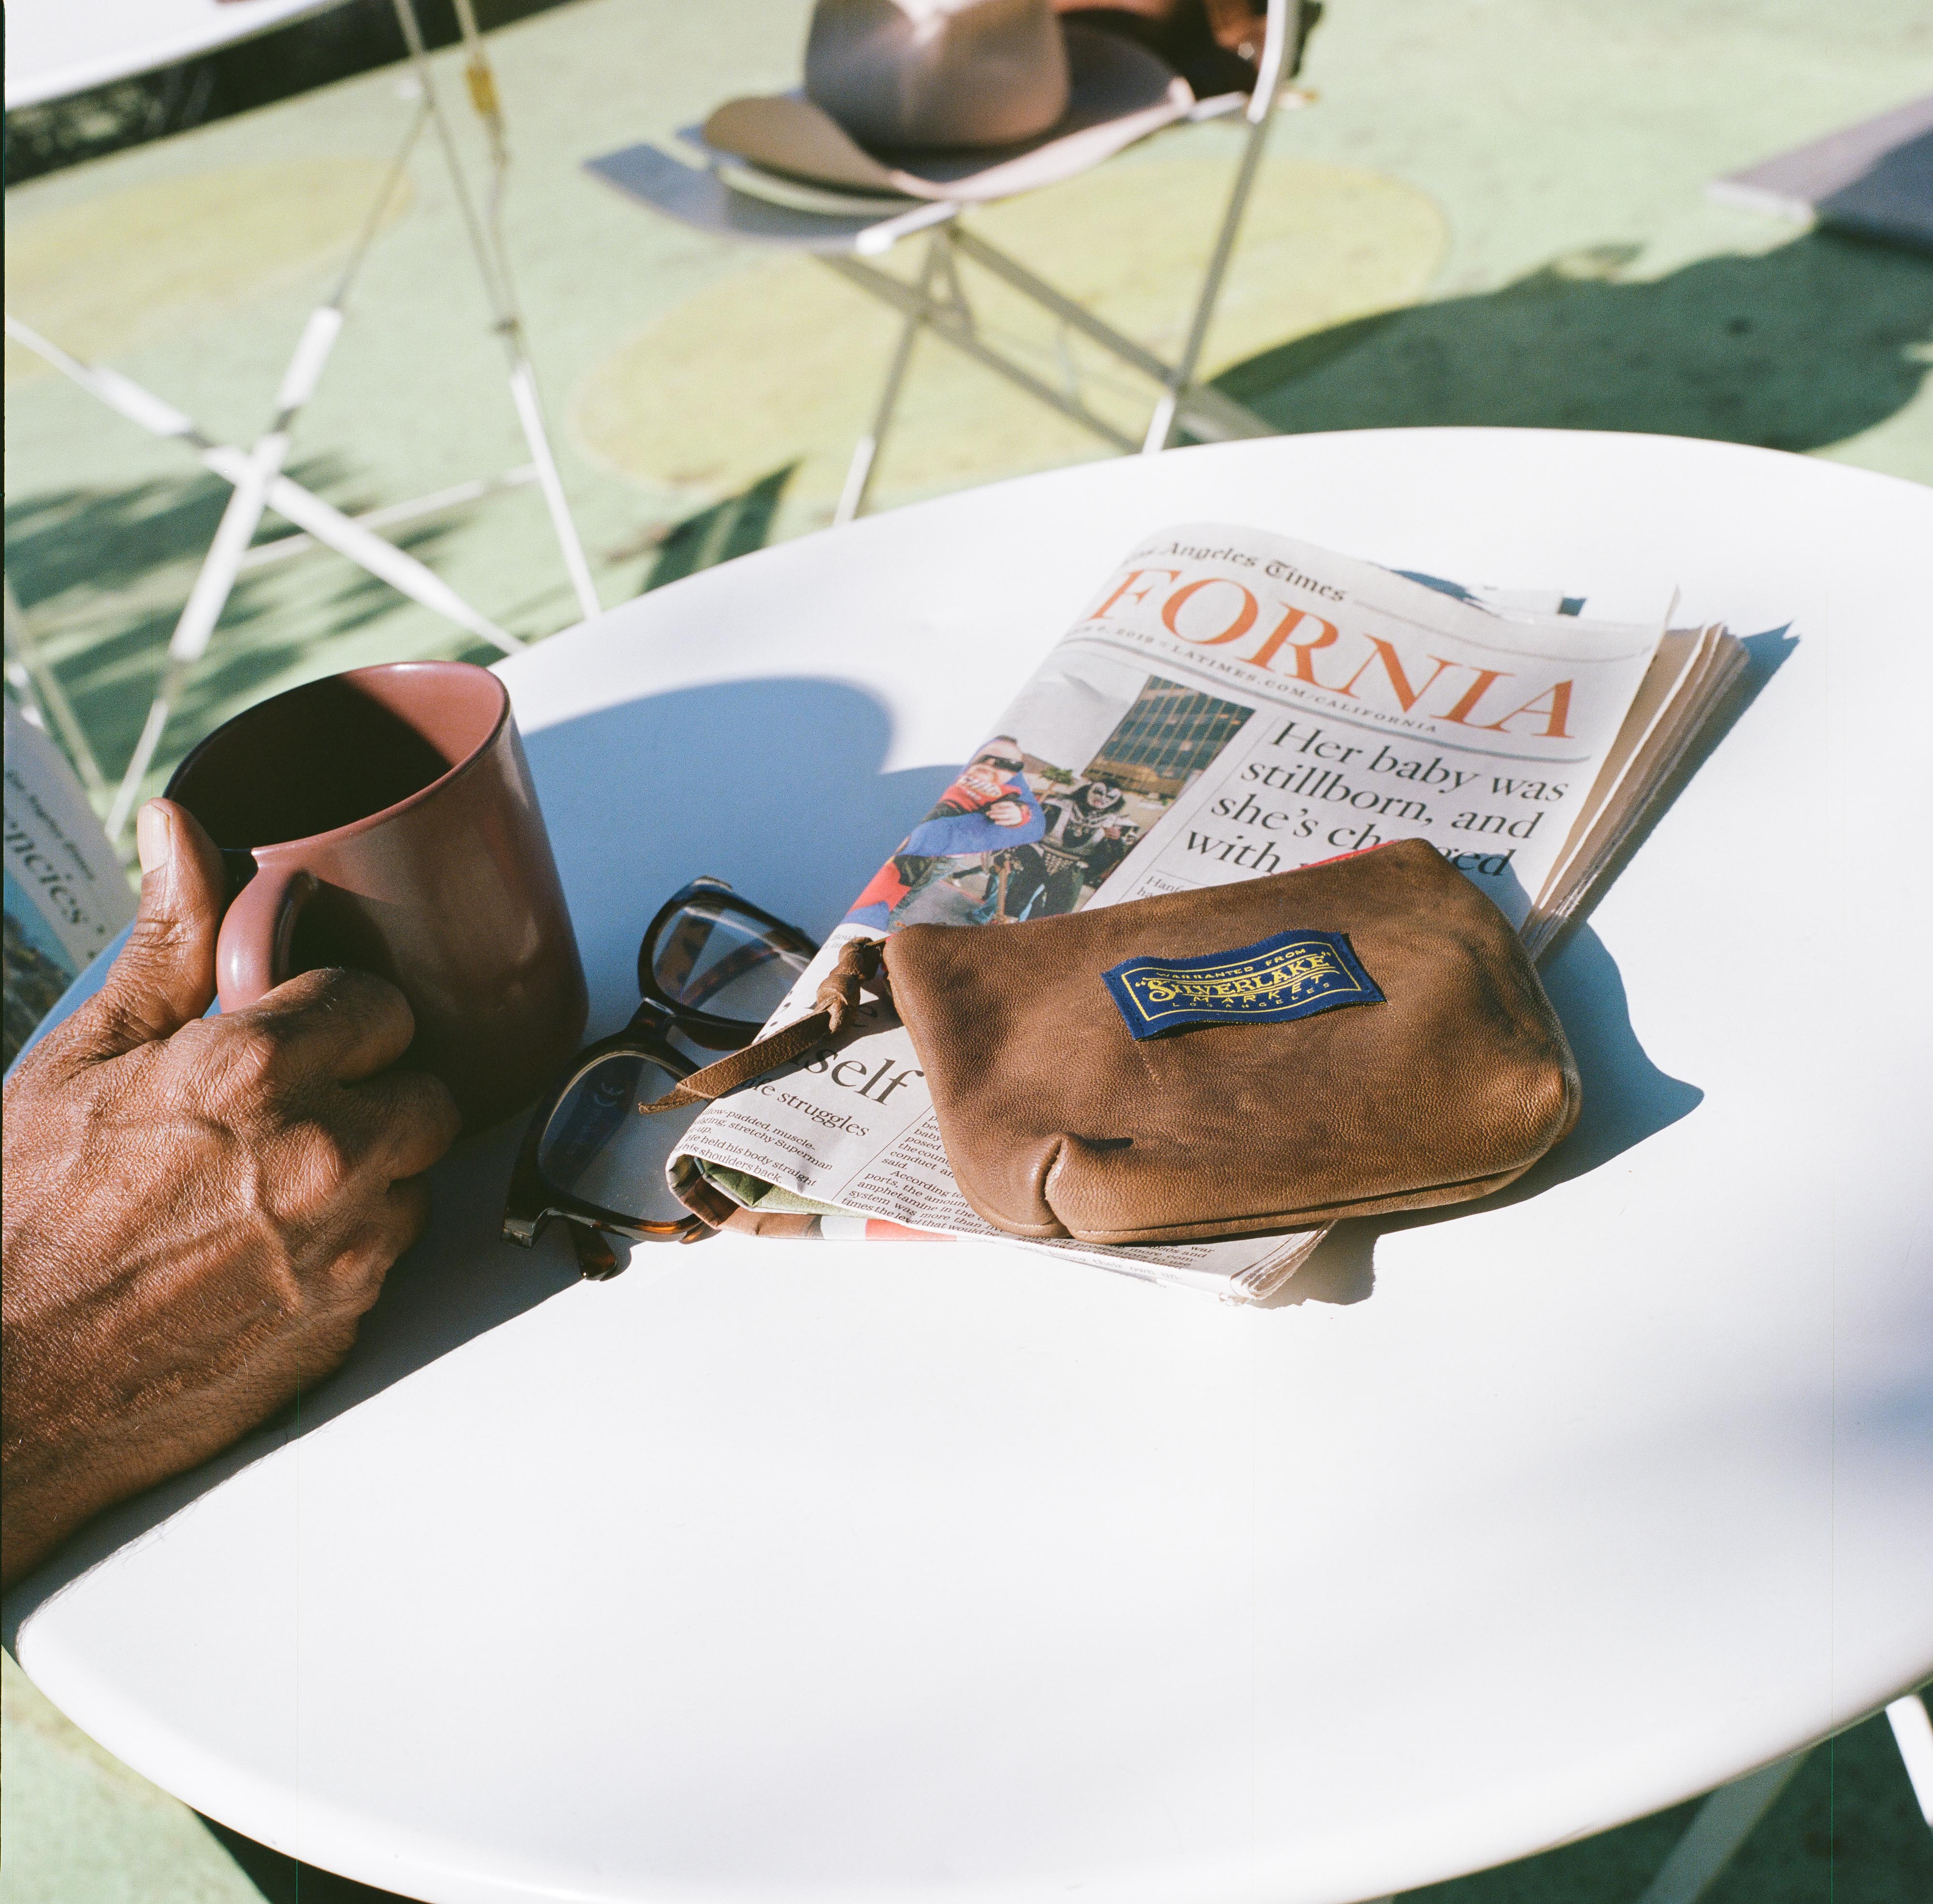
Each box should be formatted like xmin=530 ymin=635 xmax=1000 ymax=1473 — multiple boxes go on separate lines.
xmin=1053 ymin=0 xmax=1322 ymax=99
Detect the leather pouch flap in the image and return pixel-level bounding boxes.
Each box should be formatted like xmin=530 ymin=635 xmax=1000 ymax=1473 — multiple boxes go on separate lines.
xmin=884 ymin=838 xmax=1579 ymax=1244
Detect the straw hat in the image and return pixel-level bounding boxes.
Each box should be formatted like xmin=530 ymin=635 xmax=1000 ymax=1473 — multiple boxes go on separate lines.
xmin=703 ymin=0 xmax=1194 ymax=204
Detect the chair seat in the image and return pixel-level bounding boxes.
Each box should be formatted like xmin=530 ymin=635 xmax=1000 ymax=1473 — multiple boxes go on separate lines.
xmin=586 ymin=144 xmax=901 ymax=254
xmin=581 ymin=1 xmax=1305 ymax=514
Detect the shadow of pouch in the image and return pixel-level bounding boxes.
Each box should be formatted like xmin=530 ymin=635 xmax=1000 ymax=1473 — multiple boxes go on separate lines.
xmin=653 ymin=837 xmax=1580 ymax=1245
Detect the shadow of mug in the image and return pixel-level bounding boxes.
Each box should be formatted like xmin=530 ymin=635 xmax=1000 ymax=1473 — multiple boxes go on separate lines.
xmin=2 ymin=676 xmax=957 ymax=1626
xmin=0 ymin=635 xmax=1786 ymax=1611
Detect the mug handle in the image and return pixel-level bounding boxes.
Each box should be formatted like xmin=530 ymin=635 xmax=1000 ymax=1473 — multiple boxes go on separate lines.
xmin=217 ymin=864 xmax=317 ymax=1011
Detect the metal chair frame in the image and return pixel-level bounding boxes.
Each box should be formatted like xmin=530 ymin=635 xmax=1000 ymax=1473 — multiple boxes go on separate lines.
xmin=5 ymin=0 xmax=597 ymax=842
xmin=587 ymin=0 xmax=1313 ymax=529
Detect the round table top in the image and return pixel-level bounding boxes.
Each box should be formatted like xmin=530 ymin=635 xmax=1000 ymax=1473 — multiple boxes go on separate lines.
xmin=9 ymin=431 xmax=1930 ymax=1904
xmin=4 ymin=0 xmax=351 ymax=112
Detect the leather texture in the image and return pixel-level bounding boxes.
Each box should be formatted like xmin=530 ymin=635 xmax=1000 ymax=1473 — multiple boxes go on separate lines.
xmin=704 ymin=26 xmax=1190 ymax=203
xmin=886 ymin=837 xmax=1580 ymax=1243
xmin=806 ymin=0 xmax=1071 ymax=150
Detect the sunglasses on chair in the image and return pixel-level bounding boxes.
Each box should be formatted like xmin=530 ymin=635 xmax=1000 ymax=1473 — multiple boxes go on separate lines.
xmin=503 ymin=878 xmax=820 ymax=1276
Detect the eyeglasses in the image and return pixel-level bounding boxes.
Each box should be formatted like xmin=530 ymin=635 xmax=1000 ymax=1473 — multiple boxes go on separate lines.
xmin=503 ymin=878 xmax=820 ymax=1275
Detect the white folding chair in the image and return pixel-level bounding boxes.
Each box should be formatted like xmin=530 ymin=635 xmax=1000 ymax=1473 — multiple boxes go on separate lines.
xmin=586 ymin=0 xmax=1315 ymax=527
xmin=5 ymin=0 xmax=598 ymax=841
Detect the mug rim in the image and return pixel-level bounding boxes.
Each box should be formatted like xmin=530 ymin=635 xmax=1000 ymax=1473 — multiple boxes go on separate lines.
xmin=165 ymin=660 xmax=511 ymax=860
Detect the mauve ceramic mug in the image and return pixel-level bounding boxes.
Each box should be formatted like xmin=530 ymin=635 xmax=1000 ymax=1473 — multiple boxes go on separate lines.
xmin=166 ymin=661 xmax=587 ymax=1130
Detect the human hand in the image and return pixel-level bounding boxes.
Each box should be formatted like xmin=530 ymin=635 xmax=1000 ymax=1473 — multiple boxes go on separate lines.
xmin=0 ymin=801 xmax=461 ymax=1587
xmin=986 ymin=799 xmax=1027 ymax=828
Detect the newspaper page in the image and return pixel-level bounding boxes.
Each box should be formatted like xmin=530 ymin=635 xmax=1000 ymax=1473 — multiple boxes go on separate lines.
xmin=672 ymin=523 xmax=1667 ymax=1299
xmin=4 ymin=699 xmax=136 ymax=1067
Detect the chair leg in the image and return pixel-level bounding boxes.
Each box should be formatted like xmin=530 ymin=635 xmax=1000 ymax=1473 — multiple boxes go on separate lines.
xmin=109 ymin=91 xmax=430 ymax=830
xmin=108 ymin=446 xmax=287 ymax=839
xmin=4 ymin=576 xmax=110 ymax=806
xmin=392 ymin=0 xmax=602 ymax=621
xmin=1887 ymin=1692 xmax=1933 ymax=1828
xmin=1143 ymin=88 xmax=1277 ymax=455
xmin=506 ymin=351 xmax=602 ymax=621
xmin=105 ymin=300 xmax=351 ymax=839
xmin=5 ymin=317 xmax=519 ymax=650
xmin=823 ymin=251 xmax=1140 ymax=458
xmin=836 ymin=236 xmax=939 ymax=525
xmin=1632 ymin=1751 xmax=1807 ymax=1904
xmin=826 ymin=34 xmax=1292 ymax=478
xmin=943 ymin=228 xmax=1272 ymax=444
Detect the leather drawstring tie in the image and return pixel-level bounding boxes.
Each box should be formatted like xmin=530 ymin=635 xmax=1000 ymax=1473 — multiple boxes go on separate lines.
xmin=817 ymin=935 xmax=890 ymax=1031
xmin=638 ymin=937 xmax=889 ymax=1115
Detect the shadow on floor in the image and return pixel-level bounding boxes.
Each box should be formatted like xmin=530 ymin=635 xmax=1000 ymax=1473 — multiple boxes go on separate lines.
xmin=1406 ymin=1702 xmax=1933 ymax=1904
xmin=203 ymin=1817 xmax=406 ymax=1904
xmin=6 ymin=458 xmax=802 ymax=804
xmin=1216 ymin=231 xmax=1933 ymax=449
xmin=642 ymin=463 xmax=799 ymax=596
xmin=5 ymin=465 xmax=357 ymax=609
xmin=5 ymin=460 xmax=497 ymax=786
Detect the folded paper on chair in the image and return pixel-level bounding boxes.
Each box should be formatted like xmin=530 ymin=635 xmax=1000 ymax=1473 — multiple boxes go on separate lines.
xmin=659 ymin=521 xmax=1744 ymax=1300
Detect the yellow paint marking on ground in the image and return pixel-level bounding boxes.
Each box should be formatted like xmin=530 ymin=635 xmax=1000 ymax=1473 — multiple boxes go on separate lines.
xmin=4 ymin=159 xmax=414 ymax=389
xmin=570 ymin=152 xmax=1446 ymax=514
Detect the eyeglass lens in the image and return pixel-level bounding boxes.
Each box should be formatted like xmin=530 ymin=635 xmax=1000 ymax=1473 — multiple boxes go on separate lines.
xmin=649 ymin=892 xmax=813 ymax=1027
xmin=536 ymin=1052 xmax=703 ymax=1226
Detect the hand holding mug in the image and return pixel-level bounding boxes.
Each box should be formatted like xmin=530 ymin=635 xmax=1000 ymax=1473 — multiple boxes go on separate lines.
xmin=0 ymin=803 xmax=461 ymax=1587
xmin=166 ymin=662 xmax=587 ymax=1129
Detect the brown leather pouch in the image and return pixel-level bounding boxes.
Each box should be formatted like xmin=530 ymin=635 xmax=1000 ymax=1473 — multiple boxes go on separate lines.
xmin=659 ymin=837 xmax=1579 ymax=1245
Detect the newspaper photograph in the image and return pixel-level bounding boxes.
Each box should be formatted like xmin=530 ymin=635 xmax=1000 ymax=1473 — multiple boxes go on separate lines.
xmin=671 ymin=522 xmax=1673 ymax=1300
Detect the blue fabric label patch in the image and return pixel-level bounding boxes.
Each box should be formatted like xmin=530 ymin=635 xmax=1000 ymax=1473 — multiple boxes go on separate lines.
xmin=1102 ymin=928 xmax=1384 ymax=1040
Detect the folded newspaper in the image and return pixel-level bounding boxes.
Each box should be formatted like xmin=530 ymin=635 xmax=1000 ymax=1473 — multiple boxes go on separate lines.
xmin=668 ymin=523 xmax=1745 ymax=1300
xmin=4 ymin=698 xmax=136 ymax=1069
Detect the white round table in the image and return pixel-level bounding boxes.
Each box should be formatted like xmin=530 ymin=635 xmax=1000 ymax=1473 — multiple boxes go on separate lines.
xmin=8 ymin=431 xmax=1930 ymax=1904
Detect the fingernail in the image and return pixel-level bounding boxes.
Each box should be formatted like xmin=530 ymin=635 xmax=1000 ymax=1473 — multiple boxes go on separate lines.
xmin=136 ymin=803 xmax=174 ymax=878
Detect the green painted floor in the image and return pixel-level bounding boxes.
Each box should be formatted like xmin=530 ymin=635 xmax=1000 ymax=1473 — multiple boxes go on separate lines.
xmin=5 ymin=0 xmax=1933 ymax=1897
xmin=8 ymin=0 xmax=1933 ymax=828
